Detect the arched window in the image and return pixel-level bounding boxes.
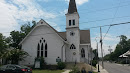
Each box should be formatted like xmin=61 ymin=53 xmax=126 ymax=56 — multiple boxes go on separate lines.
xmin=41 ymin=43 xmax=44 ymax=57
xmin=45 ymin=43 xmax=47 ymax=57
xmin=37 ymin=38 xmax=47 ymax=57
xmin=70 ymin=44 xmax=76 ymax=49
xmin=81 ymin=48 xmax=85 ymax=58
xmin=37 ymin=43 xmax=40 ymax=57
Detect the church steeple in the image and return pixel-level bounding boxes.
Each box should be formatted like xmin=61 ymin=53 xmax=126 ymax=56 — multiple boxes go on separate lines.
xmin=66 ymin=0 xmax=80 ymax=63
xmin=68 ymin=0 xmax=78 ymax=14
xmin=66 ymin=0 xmax=79 ymax=28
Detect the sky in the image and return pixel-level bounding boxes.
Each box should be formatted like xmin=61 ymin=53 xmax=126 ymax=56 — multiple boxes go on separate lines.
xmin=0 ymin=0 xmax=130 ymax=57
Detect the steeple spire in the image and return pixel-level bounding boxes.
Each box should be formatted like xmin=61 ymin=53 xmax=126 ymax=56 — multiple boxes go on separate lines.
xmin=68 ymin=0 xmax=78 ymax=14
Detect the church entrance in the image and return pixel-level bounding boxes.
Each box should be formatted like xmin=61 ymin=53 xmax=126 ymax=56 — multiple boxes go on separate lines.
xmin=81 ymin=48 xmax=86 ymax=62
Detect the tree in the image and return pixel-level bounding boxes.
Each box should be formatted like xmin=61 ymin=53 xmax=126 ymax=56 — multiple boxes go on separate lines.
xmin=2 ymin=49 xmax=29 ymax=64
xmin=93 ymin=49 xmax=98 ymax=60
xmin=104 ymin=35 xmax=130 ymax=62
xmin=0 ymin=33 xmax=7 ymax=58
xmin=21 ymin=21 xmax=36 ymax=36
xmin=21 ymin=22 xmax=32 ymax=36
xmin=10 ymin=31 xmax=25 ymax=49
xmin=92 ymin=49 xmax=98 ymax=67
xmin=9 ymin=21 xmax=36 ymax=49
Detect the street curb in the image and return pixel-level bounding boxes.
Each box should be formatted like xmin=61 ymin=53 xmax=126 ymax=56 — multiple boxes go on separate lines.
xmin=94 ymin=64 xmax=109 ymax=73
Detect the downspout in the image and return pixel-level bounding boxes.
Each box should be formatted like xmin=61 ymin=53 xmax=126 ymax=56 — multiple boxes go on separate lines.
xmin=61 ymin=42 xmax=65 ymax=62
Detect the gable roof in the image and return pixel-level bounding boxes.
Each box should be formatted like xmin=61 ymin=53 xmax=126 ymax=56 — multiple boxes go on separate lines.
xmin=58 ymin=30 xmax=90 ymax=44
xmin=19 ymin=19 xmax=68 ymax=45
xmin=68 ymin=0 xmax=78 ymax=14
xmin=80 ymin=30 xmax=90 ymax=44
xmin=58 ymin=32 xmax=66 ymax=40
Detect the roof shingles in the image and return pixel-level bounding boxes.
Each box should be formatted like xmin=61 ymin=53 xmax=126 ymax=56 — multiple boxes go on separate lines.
xmin=58 ymin=30 xmax=90 ymax=44
xmin=68 ymin=0 xmax=78 ymax=14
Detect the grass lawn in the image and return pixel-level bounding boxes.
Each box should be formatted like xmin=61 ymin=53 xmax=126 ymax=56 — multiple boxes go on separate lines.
xmin=32 ymin=70 xmax=64 ymax=73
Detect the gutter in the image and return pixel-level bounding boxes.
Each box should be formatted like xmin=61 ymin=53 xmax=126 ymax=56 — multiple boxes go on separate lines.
xmin=61 ymin=42 xmax=65 ymax=62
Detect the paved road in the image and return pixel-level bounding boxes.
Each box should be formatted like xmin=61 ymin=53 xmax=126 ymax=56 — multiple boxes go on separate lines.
xmin=100 ymin=62 xmax=130 ymax=73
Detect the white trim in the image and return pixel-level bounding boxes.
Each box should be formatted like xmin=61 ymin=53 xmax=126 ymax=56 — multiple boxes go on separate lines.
xmin=80 ymin=44 xmax=90 ymax=46
xmin=19 ymin=19 xmax=68 ymax=45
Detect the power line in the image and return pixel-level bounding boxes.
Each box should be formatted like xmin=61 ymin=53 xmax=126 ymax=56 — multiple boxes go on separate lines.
xmin=41 ymin=2 xmax=130 ymax=20
xmin=53 ymin=15 xmax=130 ymax=27
xmin=31 ymin=15 xmax=130 ymax=29
xmin=103 ymin=0 xmax=121 ymax=41
xmin=31 ymin=15 xmax=130 ymax=28
xmin=1 ymin=21 xmax=130 ymax=34
xmin=83 ymin=21 xmax=130 ymax=29
xmin=79 ymin=3 xmax=130 ymax=13
xmin=37 ymin=0 xmax=130 ymax=10
xmin=102 ymin=26 xmax=111 ymax=40
xmin=80 ymin=15 xmax=130 ymax=24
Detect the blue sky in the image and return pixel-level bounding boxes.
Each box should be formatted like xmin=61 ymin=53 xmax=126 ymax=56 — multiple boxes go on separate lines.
xmin=0 ymin=0 xmax=130 ymax=56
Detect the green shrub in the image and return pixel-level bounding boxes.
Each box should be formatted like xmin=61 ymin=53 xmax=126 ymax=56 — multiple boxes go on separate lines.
xmin=57 ymin=62 xmax=66 ymax=70
xmin=34 ymin=57 xmax=46 ymax=69
xmin=92 ymin=60 xmax=97 ymax=67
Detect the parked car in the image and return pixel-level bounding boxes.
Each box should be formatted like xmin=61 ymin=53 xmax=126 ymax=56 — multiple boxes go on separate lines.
xmin=0 ymin=64 xmax=32 ymax=73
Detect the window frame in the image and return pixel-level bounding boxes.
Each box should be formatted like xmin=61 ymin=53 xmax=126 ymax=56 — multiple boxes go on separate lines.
xmin=70 ymin=44 xmax=76 ymax=49
xmin=73 ymin=19 xmax=75 ymax=25
xmin=81 ymin=48 xmax=85 ymax=58
xmin=45 ymin=43 xmax=47 ymax=57
xmin=69 ymin=20 xmax=71 ymax=26
xmin=37 ymin=38 xmax=48 ymax=58
xmin=37 ymin=43 xmax=40 ymax=57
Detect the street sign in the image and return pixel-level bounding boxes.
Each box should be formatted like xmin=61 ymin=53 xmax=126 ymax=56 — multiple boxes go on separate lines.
xmin=108 ymin=49 xmax=112 ymax=51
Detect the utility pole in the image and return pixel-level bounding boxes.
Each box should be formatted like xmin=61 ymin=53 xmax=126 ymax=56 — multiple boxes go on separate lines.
xmin=108 ymin=46 xmax=112 ymax=54
xmin=90 ymin=47 xmax=93 ymax=72
xmin=100 ymin=27 xmax=104 ymax=69
xmin=117 ymin=36 xmax=124 ymax=64
xmin=95 ymin=37 xmax=100 ymax=72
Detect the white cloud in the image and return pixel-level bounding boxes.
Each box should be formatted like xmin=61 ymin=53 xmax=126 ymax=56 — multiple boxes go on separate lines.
xmin=37 ymin=0 xmax=49 ymax=2
xmin=65 ymin=0 xmax=89 ymax=6
xmin=0 ymin=0 xmax=18 ymax=36
xmin=10 ymin=0 xmax=56 ymax=21
xmin=91 ymin=33 xmax=119 ymax=57
xmin=47 ymin=21 xmax=61 ymax=31
xmin=0 ymin=0 xmax=57 ymax=36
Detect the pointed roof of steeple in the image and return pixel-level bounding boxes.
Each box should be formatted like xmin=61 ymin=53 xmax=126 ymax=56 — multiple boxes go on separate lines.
xmin=68 ymin=0 xmax=78 ymax=14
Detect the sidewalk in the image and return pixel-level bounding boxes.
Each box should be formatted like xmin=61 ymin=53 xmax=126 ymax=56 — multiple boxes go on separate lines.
xmin=62 ymin=69 xmax=71 ymax=73
xmin=93 ymin=64 xmax=109 ymax=73
xmin=116 ymin=64 xmax=130 ymax=66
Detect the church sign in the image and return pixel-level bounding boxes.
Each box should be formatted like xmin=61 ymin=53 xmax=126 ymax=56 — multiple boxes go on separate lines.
xmin=56 ymin=57 xmax=61 ymax=62
xmin=34 ymin=60 xmax=40 ymax=68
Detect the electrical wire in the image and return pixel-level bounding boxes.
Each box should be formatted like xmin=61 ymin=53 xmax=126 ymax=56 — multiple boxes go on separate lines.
xmin=102 ymin=0 xmax=121 ymax=41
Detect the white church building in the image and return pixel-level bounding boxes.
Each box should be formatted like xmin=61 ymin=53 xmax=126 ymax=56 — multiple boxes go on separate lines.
xmin=19 ymin=0 xmax=93 ymax=65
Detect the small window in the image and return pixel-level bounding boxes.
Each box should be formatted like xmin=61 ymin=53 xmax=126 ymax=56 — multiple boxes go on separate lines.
xmin=70 ymin=44 xmax=76 ymax=49
xmin=69 ymin=20 xmax=71 ymax=26
xmin=41 ymin=22 xmax=43 ymax=24
xmin=73 ymin=20 xmax=75 ymax=25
